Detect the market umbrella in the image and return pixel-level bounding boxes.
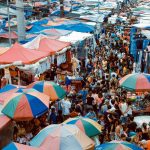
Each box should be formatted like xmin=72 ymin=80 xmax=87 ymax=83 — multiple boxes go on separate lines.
xmin=0 ymin=114 xmax=11 ymax=130
xmin=64 ymin=117 xmax=102 ymax=137
xmin=2 ymin=142 xmax=40 ymax=150
xmin=95 ymin=141 xmax=143 ymax=150
xmin=119 ymin=73 xmax=150 ymax=92
xmin=0 ymin=84 xmax=17 ymax=93
xmin=30 ymin=124 xmax=95 ymax=150
xmin=27 ymin=81 xmax=66 ymax=101
xmin=0 ymin=86 xmax=31 ymax=104
xmin=2 ymin=90 xmax=49 ymax=121
xmin=134 ymin=116 xmax=150 ymax=127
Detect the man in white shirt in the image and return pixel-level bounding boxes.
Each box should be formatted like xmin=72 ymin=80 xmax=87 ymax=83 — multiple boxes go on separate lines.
xmin=61 ymin=96 xmax=71 ymax=119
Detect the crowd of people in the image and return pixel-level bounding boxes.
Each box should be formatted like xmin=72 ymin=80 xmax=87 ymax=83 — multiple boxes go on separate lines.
xmin=10 ymin=1 xmax=150 ymax=150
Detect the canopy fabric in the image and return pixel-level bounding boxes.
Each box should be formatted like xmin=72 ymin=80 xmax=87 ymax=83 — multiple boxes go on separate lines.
xmin=64 ymin=117 xmax=102 ymax=137
xmin=23 ymin=34 xmax=71 ymax=55
xmin=27 ymin=81 xmax=66 ymax=101
xmin=0 ymin=47 xmax=9 ymax=55
xmin=96 ymin=141 xmax=143 ymax=150
xmin=2 ymin=90 xmax=49 ymax=121
xmin=119 ymin=73 xmax=150 ymax=92
xmin=41 ymin=29 xmax=72 ymax=36
xmin=134 ymin=116 xmax=150 ymax=127
xmin=2 ymin=142 xmax=40 ymax=150
xmin=0 ymin=114 xmax=11 ymax=130
xmin=0 ymin=84 xmax=17 ymax=93
xmin=53 ymin=23 xmax=94 ymax=32
xmin=30 ymin=124 xmax=95 ymax=150
xmin=0 ymin=32 xmax=18 ymax=39
xmin=59 ymin=31 xmax=93 ymax=44
xmin=132 ymin=23 xmax=150 ymax=29
xmin=0 ymin=43 xmax=49 ymax=65
xmin=141 ymin=30 xmax=150 ymax=39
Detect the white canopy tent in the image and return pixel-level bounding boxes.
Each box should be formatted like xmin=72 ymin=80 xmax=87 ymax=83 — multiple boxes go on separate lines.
xmin=58 ymin=31 xmax=94 ymax=44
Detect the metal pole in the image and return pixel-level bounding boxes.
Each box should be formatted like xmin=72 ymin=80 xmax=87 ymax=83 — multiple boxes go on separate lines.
xmin=60 ymin=0 xmax=64 ymax=17
xmin=70 ymin=0 xmax=73 ymax=12
xmin=7 ymin=0 xmax=12 ymax=46
xmin=16 ymin=0 xmax=26 ymax=41
xmin=98 ymin=0 xmax=100 ymax=14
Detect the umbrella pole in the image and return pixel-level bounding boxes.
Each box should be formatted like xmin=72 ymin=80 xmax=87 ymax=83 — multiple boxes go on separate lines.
xmin=18 ymin=70 xmax=21 ymax=87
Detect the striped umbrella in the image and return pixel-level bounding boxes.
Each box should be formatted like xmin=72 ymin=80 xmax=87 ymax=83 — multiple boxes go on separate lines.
xmin=0 ymin=84 xmax=17 ymax=93
xmin=27 ymin=81 xmax=66 ymax=101
xmin=119 ymin=73 xmax=150 ymax=92
xmin=64 ymin=117 xmax=102 ymax=137
xmin=95 ymin=141 xmax=143 ymax=150
xmin=0 ymin=88 xmax=37 ymax=104
xmin=30 ymin=124 xmax=95 ymax=150
xmin=0 ymin=114 xmax=11 ymax=130
xmin=2 ymin=91 xmax=49 ymax=121
xmin=2 ymin=142 xmax=40 ymax=150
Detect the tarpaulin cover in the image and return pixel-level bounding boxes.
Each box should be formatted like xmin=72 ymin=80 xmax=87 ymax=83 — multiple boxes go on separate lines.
xmin=41 ymin=29 xmax=72 ymax=36
xmin=0 ymin=32 xmax=18 ymax=39
xmin=53 ymin=23 xmax=94 ymax=32
xmin=59 ymin=31 xmax=93 ymax=44
xmin=23 ymin=34 xmax=70 ymax=55
xmin=27 ymin=25 xmax=51 ymax=33
xmin=0 ymin=43 xmax=49 ymax=65
xmin=32 ymin=19 xmax=49 ymax=26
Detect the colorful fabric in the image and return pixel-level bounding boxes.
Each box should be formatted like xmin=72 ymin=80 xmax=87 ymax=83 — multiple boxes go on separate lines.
xmin=95 ymin=141 xmax=143 ymax=150
xmin=119 ymin=73 xmax=150 ymax=92
xmin=0 ymin=114 xmax=11 ymax=130
xmin=3 ymin=142 xmax=39 ymax=150
xmin=2 ymin=91 xmax=49 ymax=121
xmin=30 ymin=124 xmax=95 ymax=150
xmin=28 ymin=81 xmax=66 ymax=101
xmin=64 ymin=117 xmax=102 ymax=137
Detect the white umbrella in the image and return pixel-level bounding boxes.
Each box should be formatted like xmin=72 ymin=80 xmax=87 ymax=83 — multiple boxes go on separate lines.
xmin=134 ymin=116 xmax=150 ymax=127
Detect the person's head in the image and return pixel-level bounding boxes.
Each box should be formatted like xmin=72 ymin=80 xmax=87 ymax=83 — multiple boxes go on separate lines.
xmin=111 ymin=99 xmax=115 ymax=105
xmin=136 ymin=127 xmax=143 ymax=136
xmin=142 ymin=123 xmax=147 ymax=129
xmin=88 ymin=107 xmax=94 ymax=112
xmin=88 ymin=91 xmax=92 ymax=96
xmin=99 ymin=114 xmax=104 ymax=121
xmin=51 ymin=108 xmax=55 ymax=113
xmin=107 ymin=105 xmax=112 ymax=110
xmin=121 ymin=134 xmax=126 ymax=141
xmin=116 ymin=120 xmax=122 ymax=126
xmin=129 ymin=116 xmax=134 ymax=122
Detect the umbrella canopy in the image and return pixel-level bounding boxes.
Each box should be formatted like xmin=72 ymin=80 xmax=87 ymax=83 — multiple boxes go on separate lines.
xmin=2 ymin=142 xmax=40 ymax=150
xmin=64 ymin=117 xmax=102 ymax=137
xmin=2 ymin=91 xmax=49 ymax=121
xmin=96 ymin=141 xmax=143 ymax=150
xmin=28 ymin=81 xmax=66 ymax=101
xmin=119 ymin=73 xmax=150 ymax=92
xmin=0 ymin=114 xmax=11 ymax=130
xmin=134 ymin=116 xmax=150 ymax=127
xmin=0 ymin=87 xmax=38 ymax=104
xmin=0 ymin=84 xmax=17 ymax=93
xmin=30 ymin=124 xmax=95 ymax=150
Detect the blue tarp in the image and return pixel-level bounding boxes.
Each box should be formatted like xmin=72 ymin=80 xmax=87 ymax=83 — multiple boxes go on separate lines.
xmin=51 ymin=10 xmax=70 ymax=16
xmin=53 ymin=23 xmax=94 ymax=32
xmin=27 ymin=25 xmax=51 ymax=33
xmin=20 ymin=36 xmax=36 ymax=44
xmin=27 ymin=22 xmax=94 ymax=33
xmin=32 ymin=19 xmax=49 ymax=26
